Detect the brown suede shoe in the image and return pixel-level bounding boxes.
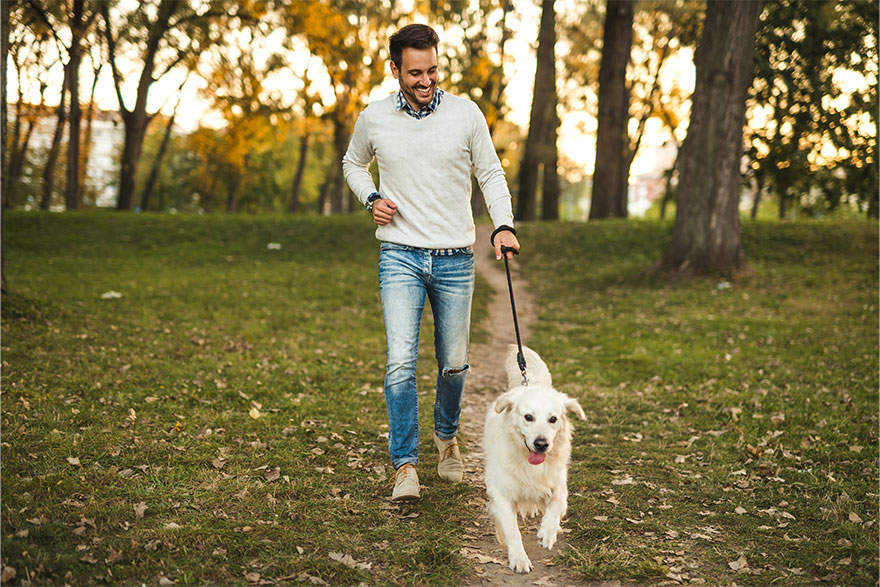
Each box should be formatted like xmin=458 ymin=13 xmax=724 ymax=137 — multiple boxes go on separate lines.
xmin=391 ymin=464 xmax=420 ymax=502
xmin=434 ymin=432 xmax=463 ymax=483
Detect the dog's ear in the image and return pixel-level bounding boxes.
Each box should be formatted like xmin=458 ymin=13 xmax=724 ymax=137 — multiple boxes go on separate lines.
xmin=494 ymin=391 xmax=516 ymax=414
xmin=565 ymin=397 xmax=586 ymax=421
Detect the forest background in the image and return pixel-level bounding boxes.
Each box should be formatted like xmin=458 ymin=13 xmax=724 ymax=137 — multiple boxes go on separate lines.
xmin=3 ymin=0 xmax=877 ymax=224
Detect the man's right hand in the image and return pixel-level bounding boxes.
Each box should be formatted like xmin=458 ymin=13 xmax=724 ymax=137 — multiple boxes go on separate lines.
xmin=372 ymin=199 xmax=398 ymax=225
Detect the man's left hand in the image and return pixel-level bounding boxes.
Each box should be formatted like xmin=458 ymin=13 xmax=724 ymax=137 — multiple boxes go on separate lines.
xmin=494 ymin=231 xmax=521 ymax=260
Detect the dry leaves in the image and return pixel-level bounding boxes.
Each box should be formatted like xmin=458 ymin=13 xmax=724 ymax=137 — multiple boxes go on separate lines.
xmin=328 ymin=552 xmax=371 ymax=571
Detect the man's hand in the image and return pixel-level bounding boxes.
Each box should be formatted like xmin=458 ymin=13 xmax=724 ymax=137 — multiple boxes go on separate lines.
xmin=494 ymin=230 xmax=520 ymax=260
xmin=372 ymin=199 xmax=398 ymax=225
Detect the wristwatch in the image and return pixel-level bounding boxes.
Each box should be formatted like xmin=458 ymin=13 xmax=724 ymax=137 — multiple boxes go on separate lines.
xmin=365 ymin=193 xmax=383 ymax=213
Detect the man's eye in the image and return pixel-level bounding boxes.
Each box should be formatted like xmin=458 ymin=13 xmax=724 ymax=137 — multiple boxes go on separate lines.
xmin=524 ymin=414 xmax=534 ymax=422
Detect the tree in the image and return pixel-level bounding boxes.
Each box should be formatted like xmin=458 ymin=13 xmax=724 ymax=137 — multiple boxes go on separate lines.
xmin=432 ymin=0 xmax=514 ymax=217
xmin=101 ymin=0 xmax=256 ymax=211
xmin=745 ymin=0 xmax=878 ymax=218
xmin=280 ymin=1 xmax=389 ymax=214
xmin=26 ymin=0 xmax=100 ymax=210
xmin=2 ymin=0 xmax=9 ymax=292
xmin=516 ymin=0 xmax=560 ymax=221
xmin=589 ymin=0 xmax=633 ymax=219
xmin=656 ymin=0 xmax=764 ymax=278
xmin=5 ymin=9 xmax=52 ymax=207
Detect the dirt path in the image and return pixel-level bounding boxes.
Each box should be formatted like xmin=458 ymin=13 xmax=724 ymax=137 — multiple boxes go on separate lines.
xmin=457 ymin=226 xmax=610 ymax=587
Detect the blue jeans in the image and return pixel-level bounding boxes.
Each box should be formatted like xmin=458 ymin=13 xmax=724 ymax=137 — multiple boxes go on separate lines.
xmin=378 ymin=243 xmax=475 ymax=469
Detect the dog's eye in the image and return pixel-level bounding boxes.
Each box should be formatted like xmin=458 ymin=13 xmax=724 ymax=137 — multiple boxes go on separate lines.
xmin=524 ymin=414 xmax=534 ymax=422
xmin=549 ymin=416 xmax=558 ymax=424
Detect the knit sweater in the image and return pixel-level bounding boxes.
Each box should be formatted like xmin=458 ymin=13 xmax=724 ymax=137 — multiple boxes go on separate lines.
xmin=342 ymin=91 xmax=514 ymax=249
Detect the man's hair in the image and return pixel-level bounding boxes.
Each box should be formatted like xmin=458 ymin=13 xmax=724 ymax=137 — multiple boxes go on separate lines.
xmin=389 ymin=24 xmax=439 ymax=69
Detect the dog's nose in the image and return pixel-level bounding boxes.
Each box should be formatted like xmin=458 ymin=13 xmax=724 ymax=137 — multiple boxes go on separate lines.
xmin=533 ymin=438 xmax=549 ymax=453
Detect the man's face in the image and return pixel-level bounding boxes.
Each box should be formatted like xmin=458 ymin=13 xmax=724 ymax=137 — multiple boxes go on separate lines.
xmin=391 ymin=47 xmax=439 ymax=110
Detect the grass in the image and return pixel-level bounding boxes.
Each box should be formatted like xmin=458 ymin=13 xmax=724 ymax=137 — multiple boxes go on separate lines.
xmin=2 ymin=211 xmax=877 ymax=586
xmin=517 ymin=218 xmax=879 ymax=585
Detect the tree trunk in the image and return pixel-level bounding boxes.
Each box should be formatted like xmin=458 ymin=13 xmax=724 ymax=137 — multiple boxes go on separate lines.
xmin=750 ymin=171 xmax=763 ymax=219
xmin=79 ymin=62 xmax=102 ymax=206
xmin=140 ymin=111 xmax=177 ymax=211
xmin=329 ymin=126 xmax=349 ymax=214
xmin=516 ymin=0 xmax=558 ymax=222
xmin=657 ymin=0 xmax=763 ymax=278
xmin=64 ymin=48 xmax=82 ymax=210
xmin=541 ymin=91 xmax=560 ymax=220
xmin=287 ymin=132 xmax=310 ymax=213
xmin=106 ymin=0 xmax=178 ymax=211
xmin=590 ymin=0 xmax=634 ymax=219
xmin=2 ymin=0 xmax=8 ymax=292
xmin=41 ymin=62 xmax=71 ymax=210
xmin=117 ymin=110 xmax=149 ymax=210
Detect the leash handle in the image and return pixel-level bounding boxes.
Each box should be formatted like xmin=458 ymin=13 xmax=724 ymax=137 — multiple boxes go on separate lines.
xmin=500 ymin=246 xmax=528 ymax=385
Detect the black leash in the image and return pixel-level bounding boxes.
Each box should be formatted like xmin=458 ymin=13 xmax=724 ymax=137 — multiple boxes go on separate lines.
xmin=501 ymin=245 xmax=528 ymax=385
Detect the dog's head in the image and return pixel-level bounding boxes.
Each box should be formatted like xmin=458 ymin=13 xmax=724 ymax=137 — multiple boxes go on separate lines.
xmin=494 ymin=386 xmax=586 ymax=465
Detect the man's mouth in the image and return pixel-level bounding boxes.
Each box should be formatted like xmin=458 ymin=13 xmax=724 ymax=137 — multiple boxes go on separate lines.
xmin=414 ymin=85 xmax=433 ymax=98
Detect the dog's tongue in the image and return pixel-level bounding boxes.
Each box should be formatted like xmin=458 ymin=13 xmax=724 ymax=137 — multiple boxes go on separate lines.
xmin=528 ymin=451 xmax=546 ymax=465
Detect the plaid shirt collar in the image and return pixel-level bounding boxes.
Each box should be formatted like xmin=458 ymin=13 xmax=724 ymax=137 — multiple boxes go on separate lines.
xmin=396 ymin=88 xmax=444 ymax=120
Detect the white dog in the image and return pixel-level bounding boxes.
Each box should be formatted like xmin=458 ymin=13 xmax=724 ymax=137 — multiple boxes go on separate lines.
xmin=483 ymin=346 xmax=586 ymax=573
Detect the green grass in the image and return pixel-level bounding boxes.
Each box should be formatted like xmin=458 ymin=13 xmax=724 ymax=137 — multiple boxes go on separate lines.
xmin=517 ymin=218 xmax=879 ymax=585
xmin=2 ymin=211 xmax=877 ymax=585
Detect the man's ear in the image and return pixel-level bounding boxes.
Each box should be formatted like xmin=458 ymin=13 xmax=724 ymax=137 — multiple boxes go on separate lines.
xmin=565 ymin=396 xmax=586 ymax=421
xmin=390 ymin=61 xmax=399 ymax=79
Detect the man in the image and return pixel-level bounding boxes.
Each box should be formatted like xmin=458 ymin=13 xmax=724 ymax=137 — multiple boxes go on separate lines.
xmin=342 ymin=23 xmax=520 ymax=502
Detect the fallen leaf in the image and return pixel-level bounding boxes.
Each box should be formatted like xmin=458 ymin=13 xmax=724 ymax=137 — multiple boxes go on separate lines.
xmin=329 ymin=552 xmax=372 ymax=571
xmin=734 ymin=506 xmax=747 ymax=515
xmin=163 ymin=522 xmax=182 ymax=530
xmin=848 ymin=512 xmax=863 ymax=523
xmin=105 ymin=549 xmax=123 ymax=564
xmin=611 ymin=476 xmax=634 ymax=486
xmin=245 ymin=571 xmax=261 ymax=583
xmin=158 ymin=577 xmax=175 ymax=586
xmin=67 ymin=457 xmax=82 ymax=467
xmin=461 ymin=547 xmax=504 ymax=565
xmin=728 ymin=555 xmax=749 ymax=571
xmin=1 ymin=567 xmax=16 ymax=583
xmin=134 ymin=502 xmax=148 ymax=518
xmin=265 ymin=467 xmax=280 ymax=482
xmin=212 ymin=458 xmax=227 ymax=469
xmin=249 ymin=407 xmax=261 ymax=420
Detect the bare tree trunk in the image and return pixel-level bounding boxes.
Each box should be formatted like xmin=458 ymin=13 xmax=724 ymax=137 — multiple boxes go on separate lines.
xmin=41 ymin=62 xmax=71 ymax=210
xmin=79 ymin=60 xmax=102 ymax=206
xmin=65 ymin=1 xmax=88 ymax=211
xmin=2 ymin=0 xmax=9 ymax=292
xmin=750 ymin=171 xmax=763 ymax=219
xmin=657 ymin=0 xmax=763 ymax=278
xmin=590 ymin=0 xmax=634 ymax=219
xmin=516 ymin=0 xmax=558 ymax=222
xmin=139 ymin=111 xmax=177 ymax=211
xmin=288 ymin=132 xmax=310 ymax=213
xmin=541 ymin=92 xmax=560 ymax=220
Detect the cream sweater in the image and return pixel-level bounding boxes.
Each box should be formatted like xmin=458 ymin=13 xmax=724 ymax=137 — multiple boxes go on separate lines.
xmin=342 ymin=92 xmax=514 ymax=249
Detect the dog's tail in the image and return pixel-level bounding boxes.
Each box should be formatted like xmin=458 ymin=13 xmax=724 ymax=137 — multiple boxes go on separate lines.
xmin=505 ymin=345 xmax=551 ymax=388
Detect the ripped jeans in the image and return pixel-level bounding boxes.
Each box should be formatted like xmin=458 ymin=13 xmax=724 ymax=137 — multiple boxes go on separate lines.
xmin=378 ymin=242 xmax=474 ymax=469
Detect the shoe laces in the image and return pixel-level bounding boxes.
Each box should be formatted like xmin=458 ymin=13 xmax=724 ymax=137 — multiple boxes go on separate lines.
xmin=440 ymin=441 xmax=459 ymax=461
xmin=392 ymin=463 xmax=416 ymax=484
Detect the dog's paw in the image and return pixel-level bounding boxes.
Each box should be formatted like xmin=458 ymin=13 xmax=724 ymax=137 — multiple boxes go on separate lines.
xmin=537 ymin=525 xmax=559 ymax=549
xmin=507 ymin=549 xmax=532 ymax=573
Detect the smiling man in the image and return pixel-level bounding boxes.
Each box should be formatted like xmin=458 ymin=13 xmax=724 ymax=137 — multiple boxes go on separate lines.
xmin=342 ymin=23 xmax=520 ymax=502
